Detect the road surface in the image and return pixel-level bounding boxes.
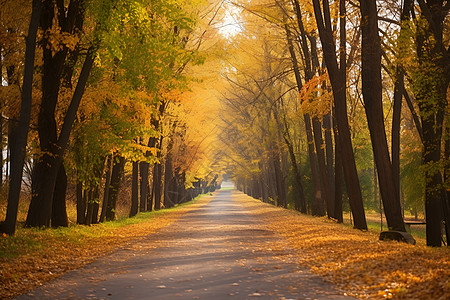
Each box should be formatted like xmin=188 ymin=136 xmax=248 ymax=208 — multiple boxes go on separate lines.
xmin=17 ymin=189 xmax=351 ymax=300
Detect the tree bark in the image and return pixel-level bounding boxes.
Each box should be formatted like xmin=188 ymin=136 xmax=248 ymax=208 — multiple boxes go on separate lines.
xmin=130 ymin=161 xmax=139 ymax=217
xmin=100 ymin=155 xmax=113 ymax=223
xmin=76 ymin=177 xmax=86 ymax=224
xmin=323 ymin=111 xmax=335 ymax=217
xmin=139 ymin=161 xmax=149 ymax=212
xmin=51 ymin=164 xmax=68 ymax=227
xmin=105 ymin=156 xmax=125 ymax=221
xmin=312 ymin=117 xmax=330 ymax=216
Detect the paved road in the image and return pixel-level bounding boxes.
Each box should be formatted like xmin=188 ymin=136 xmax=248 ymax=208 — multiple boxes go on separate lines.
xmin=17 ymin=189 xmax=351 ymax=300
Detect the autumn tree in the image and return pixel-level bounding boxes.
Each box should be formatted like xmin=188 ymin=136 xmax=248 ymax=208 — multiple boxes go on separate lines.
xmin=0 ymin=0 xmax=42 ymax=235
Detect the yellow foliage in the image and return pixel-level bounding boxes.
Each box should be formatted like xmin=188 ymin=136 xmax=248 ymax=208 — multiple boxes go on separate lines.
xmin=299 ymin=73 xmax=333 ymax=119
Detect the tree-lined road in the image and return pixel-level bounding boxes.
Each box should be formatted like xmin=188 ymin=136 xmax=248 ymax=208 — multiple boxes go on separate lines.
xmin=17 ymin=189 xmax=350 ymax=300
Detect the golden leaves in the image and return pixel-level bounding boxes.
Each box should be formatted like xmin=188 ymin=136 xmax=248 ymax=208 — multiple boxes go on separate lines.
xmin=235 ymin=193 xmax=450 ymax=300
xmin=299 ymin=73 xmax=333 ymax=119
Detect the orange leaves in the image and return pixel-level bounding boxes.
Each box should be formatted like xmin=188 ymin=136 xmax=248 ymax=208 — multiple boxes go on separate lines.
xmin=299 ymin=73 xmax=333 ymax=119
xmin=235 ymin=193 xmax=450 ymax=300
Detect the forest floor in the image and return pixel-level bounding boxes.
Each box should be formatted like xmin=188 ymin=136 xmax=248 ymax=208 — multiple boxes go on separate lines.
xmin=1 ymin=189 xmax=449 ymax=299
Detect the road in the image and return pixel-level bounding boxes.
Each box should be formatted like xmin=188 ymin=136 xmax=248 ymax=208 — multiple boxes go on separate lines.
xmin=17 ymin=189 xmax=351 ymax=300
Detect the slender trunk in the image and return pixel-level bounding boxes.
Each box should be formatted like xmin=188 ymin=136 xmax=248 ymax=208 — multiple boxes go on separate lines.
xmin=100 ymin=155 xmax=113 ymax=223
xmin=164 ymin=141 xmax=175 ymax=209
xmin=284 ymin=22 xmax=322 ymax=215
xmin=334 ymin=124 xmax=344 ymax=222
xmin=0 ymin=0 xmax=42 ymax=235
xmin=152 ymin=162 xmax=162 ymax=210
xmin=91 ymin=186 xmax=100 ymax=224
xmin=76 ymin=177 xmax=86 ymax=224
xmin=283 ymin=133 xmax=306 ymax=212
xmin=272 ymin=149 xmax=286 ymax=208
xmin=139 ymin=161 xmax=149 ymax=212
xmin=323 ymin=111 xmax=335 ymax=216
xmin=85 ymin=190 xmax=93 ymax=226
xmin=130 ymin=161 xmax=139 ymax=217
xmin=312 ymin=117 xmax=329 ymax=216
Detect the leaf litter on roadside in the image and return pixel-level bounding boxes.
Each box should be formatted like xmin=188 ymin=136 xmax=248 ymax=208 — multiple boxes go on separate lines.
xmin=235 ymin=193 xmax=449 ymax=300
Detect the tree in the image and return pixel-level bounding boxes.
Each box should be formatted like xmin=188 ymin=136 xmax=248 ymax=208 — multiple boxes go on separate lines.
xmin=359 ymin=0 xmax=406 ymax=232
xmin=312 ymin=0 xmax=367 ymax=229
xmin=0 ymin=0 xmax=42 ymax=235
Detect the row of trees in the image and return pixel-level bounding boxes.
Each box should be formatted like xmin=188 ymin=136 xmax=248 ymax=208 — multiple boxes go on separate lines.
xmin=219 ymin=0 xmax=449 ymax=246
xmin=0 ymin=0 xmax=226 ymax=235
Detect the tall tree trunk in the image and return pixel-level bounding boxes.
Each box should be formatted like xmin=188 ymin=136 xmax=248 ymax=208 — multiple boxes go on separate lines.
xmin=130 ymin=161 xmax=139 ymax=217
xmin=312 ymin=0 xmax=367 ymax=229
xmin=360 ymin=0 xmax=405 ymax=231
xmin=414 ymin=0 xmax=449 ymax=247
xmin=0 ymin=0 xmax=42 ymax=235
xmin=284 ymin=18 xmax=323 ymax=215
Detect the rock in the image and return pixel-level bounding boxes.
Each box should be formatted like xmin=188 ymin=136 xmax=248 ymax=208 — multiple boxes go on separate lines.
xmin=379 ymin=230 xmax=416 ymax=245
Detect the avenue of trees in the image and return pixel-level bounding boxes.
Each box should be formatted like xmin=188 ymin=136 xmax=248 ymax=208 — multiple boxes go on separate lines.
xmin=0 ymin=0 xmax=224 ymax=235
xmin=0 ymin=0 xmax=449 ymax=248
xmin=218 ymin=0 xmax=449 ymax=247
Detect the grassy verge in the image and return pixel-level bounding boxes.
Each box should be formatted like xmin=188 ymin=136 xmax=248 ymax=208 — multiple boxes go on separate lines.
xmin=234 ymin=192 xmax=449 ymax=300
xmin=0 ymin=194 xmax=212 ymax=299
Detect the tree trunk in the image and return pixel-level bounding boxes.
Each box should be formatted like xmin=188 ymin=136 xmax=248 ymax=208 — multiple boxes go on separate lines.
xmin=85 ymin=190 xmax=93 ymax=226
xmin=89 ymin=186 xmax=99 ymax=224
xmin=312 ymin=117 xmax=330 ymax=216
xmin=105 ymin=156 xmax=125 ymax=221
xmin=152 ymin=162 xmax=162 ymax=210
xmin=139 ymin=161 xmax=149 ymax=212
xmin=283 ymin=132 xmax=307 ymax=213
xmin=130 ymin=161 xmax=139 ymax=217
xmin=312 ymin=0 xmax=367 ymax=229
xmin=360 ymin=0 xmax=405 ymax=231
xmin=284 ymin=21 xmax=322 ymax=215
xmin=0 ymin=0 xmax=42 ymax=235
xmin=100 ymin=155 xmax=113 ymax=223
xmin=51 ymin=164 xmax=68 ymax=227
xmin=333 ymin=124 xmax=344 ymax=223
xmin=323 ymin=111 xmax=335 ymax=216
xmin=76 ymin=178 xmax=86 ymax=224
